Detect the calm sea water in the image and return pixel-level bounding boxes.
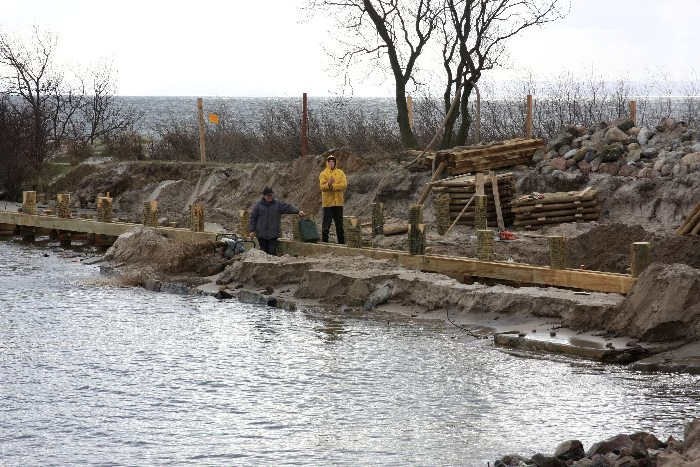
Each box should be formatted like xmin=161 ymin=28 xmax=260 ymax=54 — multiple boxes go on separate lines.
xmin=1 ymin=239 xmax=698 ymax=465
xmin=120 ymin=96 xmax=398 ymax=135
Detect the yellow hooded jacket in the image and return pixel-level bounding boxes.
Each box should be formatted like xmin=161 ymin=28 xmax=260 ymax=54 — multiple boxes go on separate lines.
xmin=319 ymin=160 xmax=347 ymax=207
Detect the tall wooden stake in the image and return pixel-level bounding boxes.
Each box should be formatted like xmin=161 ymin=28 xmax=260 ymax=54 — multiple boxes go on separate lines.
xmin=197 ymin=97 xmax=206 ymax=163
xmin=629 ymin=100 xmax=637 ymax=126
xmin=302 ymin=92 xmax=308 ymax=158
xmin=631 ymin=242 xmax=651 ymax=278
xmin=407 ymin=94 xmax=414 ymax=131
xmin=526 ymin=94 xmax=533 ymax=139
xmin=489 ymin=170 xmax=504 ymax=230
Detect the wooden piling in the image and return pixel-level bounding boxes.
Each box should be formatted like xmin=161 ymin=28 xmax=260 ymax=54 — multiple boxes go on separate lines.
xmin=548 ymin=236 xmax=568 ymax=270
xmin=57 ymin=194 xmax=71 ymax=218
xmin=526 ymin=94 xmax=533 ymax=139
xmin=143 ymin=200 xmax=158 ymax=227
xmin=238 ymin=210 xmax=250 ymax=237
xmin=197 ymin=97 xmax=206 ymax=163
xmin=630 ymin=242 xmax=651 ymax=278
xmin=407 ymin=94 xmax=414 ymax=131
xmin=345 ymin=216 xmax=362 ymax=248
xmin=58 ymin=230 xmax=72 ymax=247
xmin=23 ymin=191 xmax=37 ymax=215
xmin=474 ymin=195 xmax=488 ymax=230
xmin=629 ymin=100 xmax=637 ymax=126
xmin=408 ymin=205 xmax=423 ymax=226
xmin=371 ymin=202 xmax=384 ymax=236
xmin=408 ymin=223 xmax=426 ymax=255
xmin=477 ymin=229 xmax=494 ymax=261
xmin=97 ymin=196 xmax=113 ymax=223
xmin=189 ymin=204 xmax=204 ymax=232
xmin=436 ymin=194 xmax=451 ymax=235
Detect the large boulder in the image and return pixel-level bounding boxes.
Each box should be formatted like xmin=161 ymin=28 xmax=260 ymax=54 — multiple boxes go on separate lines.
xmin=637 ymin=127 xmax=654 ymax=145
xmin=605 ymin=127 xmax=631 ymax=144
xmin=554 ymin=440 xmax=585 ymax=462
xmin=681 ymin=152 xmax=700 ymax=166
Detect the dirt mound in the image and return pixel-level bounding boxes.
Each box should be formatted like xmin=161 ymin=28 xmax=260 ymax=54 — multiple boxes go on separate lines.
xmin=519 ymin=223 xmax=700 ymax=273
xmin=605 ymin=263 xmax=700 ymax=342
xmin=105 ymin=226 xmax=215 ymax=274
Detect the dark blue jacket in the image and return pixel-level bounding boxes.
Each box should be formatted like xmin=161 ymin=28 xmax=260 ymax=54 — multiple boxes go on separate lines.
xmin=249 ymin=198 xmax=299 ymax=240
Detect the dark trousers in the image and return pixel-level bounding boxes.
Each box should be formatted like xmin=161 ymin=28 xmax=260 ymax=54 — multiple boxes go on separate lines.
xmin=322 ymin=206 xmax=345 ymax=244
xmin=258 ymin=237 xmax=278 ymax=255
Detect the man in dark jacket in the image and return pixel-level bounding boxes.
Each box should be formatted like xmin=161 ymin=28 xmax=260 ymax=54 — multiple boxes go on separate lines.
xmin=249 ymin=187 xmax=305 ymax=255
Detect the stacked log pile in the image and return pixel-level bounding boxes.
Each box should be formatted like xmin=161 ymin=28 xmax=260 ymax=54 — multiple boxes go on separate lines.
xmin=513 ymin=190 xmax=600 ymax=228
xmin=676 ymin=201 xmax=700 ymax=236
xmin=433 ymin=173 xmax=516 ymax=227
xmin=436 ymin=138 xmax=544 ymax=175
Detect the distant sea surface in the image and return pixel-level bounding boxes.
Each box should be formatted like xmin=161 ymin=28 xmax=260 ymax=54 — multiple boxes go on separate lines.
xmin=119 ymin=96 xmax=398 ymax=134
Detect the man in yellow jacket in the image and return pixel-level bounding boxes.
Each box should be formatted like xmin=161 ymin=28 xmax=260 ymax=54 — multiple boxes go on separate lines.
xmin=319 ymin=155 xmax=347 ymax=244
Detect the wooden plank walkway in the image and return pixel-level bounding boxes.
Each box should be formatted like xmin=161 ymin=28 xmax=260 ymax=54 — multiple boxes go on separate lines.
xmin=0 ymin=211 xmax=220 ymax=243
xmin=1 ymin=210 xmax=636 ymax=294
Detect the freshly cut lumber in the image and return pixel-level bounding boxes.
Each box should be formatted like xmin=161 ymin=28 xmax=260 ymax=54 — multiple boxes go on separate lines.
xmin=514 ymin=213 xmax=600 ymax=227
xmin=515 ymin=207 xmax=600 ymax=220
xmin=383 ymin=224 xmax=409 ymax=236
xmin=513 ymin=200 xmax=598 ymax=214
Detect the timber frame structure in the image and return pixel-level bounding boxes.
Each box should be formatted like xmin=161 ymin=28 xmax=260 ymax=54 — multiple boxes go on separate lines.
xmin=0 ymin=210 xmax=636 ymax=294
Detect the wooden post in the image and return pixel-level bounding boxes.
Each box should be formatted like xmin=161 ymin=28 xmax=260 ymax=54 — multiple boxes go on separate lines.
xmin=630 ymin=242 xmax=651 ymax=278
xmin=189 ymin=204 xmax=204 ymax=232
xmin=143 ymin=200 xmax=158 ymax=227
xmin=22 ymin=191 xmax=37 ymax=215
xmin=444 ymin=194 xmax=475 ymax=236
xmin=97 ymin=196 xmax=113 ymax=223
xmin=345 ymin=216 xmax=362 ymax=248
xmin=473 ymin=82 xmax=481 ymax=143
xmin=57 ymin=194 xmax=71 ymax=218
xmin=490 ymin=170 xmax=504 ymax=230
xmin=475 ymin=172 xmax=485 ymax=196
xmin=477 ymin=229 xmax=494 ymax=261
xmin=435 ymin=194 xmax=451 ymax=235
xmin=58 ymin=230 xmax=71 ymax=247
xmin=371 ymin=202 xmax=384 ymax=236
xmin=408 ymin=223 xmax=426 ymax=255
xmin=197 ymin=97 xmax=206 ymax=163
xmin=417 ymin=161 xmax=446 ymax=206
xmin=474 ymin=195 xmax=487 ymax=230
xmin=408 ymin=205 xmax=423 ymax=227
xmin=629 ymin=100 xmax=637 ymax=126
xmin=301 ymin=92 xmax=308 ymax=158
xmin=526 ymin=94 xmax=533 ymax=139
xmin=238 ymin=209 xmax=250 ymax=237
xmin=407 ymin=94 xmax=414 ymax=131
xmin=548 ymin=236 xmax=567 ymax=269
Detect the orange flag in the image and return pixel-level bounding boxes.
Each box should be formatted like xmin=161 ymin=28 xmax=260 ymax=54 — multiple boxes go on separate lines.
xmin=208 ymin=113 xmax=220 ymax=124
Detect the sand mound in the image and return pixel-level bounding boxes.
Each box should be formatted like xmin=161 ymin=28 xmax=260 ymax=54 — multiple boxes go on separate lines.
xmin=606 ymin=263 xmax=700 ymax=342
xmin=105 ymin=226 xmax=215 ymax=274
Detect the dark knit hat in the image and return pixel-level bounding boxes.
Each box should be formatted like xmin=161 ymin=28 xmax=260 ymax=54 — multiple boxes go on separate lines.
xmin=262 ymin=187 xmax=273 ymax=195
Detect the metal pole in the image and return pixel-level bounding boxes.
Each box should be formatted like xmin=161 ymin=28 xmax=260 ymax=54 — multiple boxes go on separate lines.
xmin=473 ymin=82 xmax=481 ymax=143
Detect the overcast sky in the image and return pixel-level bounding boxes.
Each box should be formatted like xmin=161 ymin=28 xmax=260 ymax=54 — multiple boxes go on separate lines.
xmin=2 ymin=0 xmax=698 ymax=97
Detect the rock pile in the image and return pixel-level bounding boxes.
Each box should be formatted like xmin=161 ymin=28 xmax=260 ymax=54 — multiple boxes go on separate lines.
xmin=533 ymin=117 xmax=700 ymax=179
xmin=495 ymin=417 xmax=700 ymax=466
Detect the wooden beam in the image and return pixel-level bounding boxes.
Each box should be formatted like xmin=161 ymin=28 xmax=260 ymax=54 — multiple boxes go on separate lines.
xmin=0 ymin=211 xmax=219 ymax=244
xmin=417 ymin=161 xmax=446 ymax=206
xmin=490 ymin=170 xmax=504 ymax=230
xmin=277 ymin=239 xmax=635 ymax=294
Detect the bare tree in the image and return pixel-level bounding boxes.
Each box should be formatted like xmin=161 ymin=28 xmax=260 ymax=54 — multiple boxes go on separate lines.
xmin=0 ymin=27 xmax=75 ymax=170
xmin=438 ymin=0 xmax=565 ymax=148
xmin=309 ymin=0 xmax=441 ymax=148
